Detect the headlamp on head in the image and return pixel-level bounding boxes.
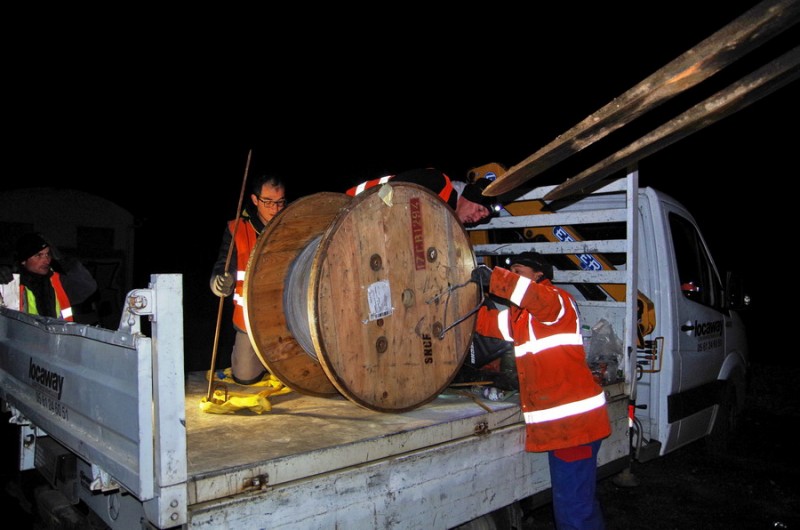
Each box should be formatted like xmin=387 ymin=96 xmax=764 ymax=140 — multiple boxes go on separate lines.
xmin=462 ymin=177 xmax=504 ymax=217
xmin=488 ymin=202 xmax=504 ymax=215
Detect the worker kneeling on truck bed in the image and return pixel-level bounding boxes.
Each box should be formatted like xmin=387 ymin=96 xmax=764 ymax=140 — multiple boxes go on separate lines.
xmin=472 ymin=252 xmax=611 ymax=530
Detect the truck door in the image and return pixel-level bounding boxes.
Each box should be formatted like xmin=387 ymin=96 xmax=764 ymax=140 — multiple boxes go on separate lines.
xmin=666 ymin=210 xmax=727 ymax=450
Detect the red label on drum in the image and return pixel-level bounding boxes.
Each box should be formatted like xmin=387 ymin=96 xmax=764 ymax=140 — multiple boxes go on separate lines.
xmin=410 ymin=197 xmax=425 ymax=270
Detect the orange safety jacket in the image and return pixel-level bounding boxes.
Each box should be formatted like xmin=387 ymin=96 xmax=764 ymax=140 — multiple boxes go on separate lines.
xmin=19 ymin=272 xmax=74 ymax=322
xmin=229 ymin=219 xmax=259 ymax=332
xmin=345 ymin=171 xmax=455 ymax=207
xmin=475 ymin=267 xmax=611 ymax=452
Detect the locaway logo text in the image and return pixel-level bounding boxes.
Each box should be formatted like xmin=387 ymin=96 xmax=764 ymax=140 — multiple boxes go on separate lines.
xmin=29 ymin=359 xmax=65 ymax=400
xmin=693 ymin=319 xmax=723 ymax=338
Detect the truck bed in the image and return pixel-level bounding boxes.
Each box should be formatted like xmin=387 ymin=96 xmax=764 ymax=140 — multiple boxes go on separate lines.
xmin=183 ymin=371 xmax=523 ymax=505
xmin=182 ymin=373 xmax=628 ymax=528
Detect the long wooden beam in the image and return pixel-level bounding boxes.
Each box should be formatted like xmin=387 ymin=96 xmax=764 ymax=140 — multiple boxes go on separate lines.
xmin=545 ymin=46 xmax=800 ymax=200
xmin=483 ymin=0 xmax=800 ymax=197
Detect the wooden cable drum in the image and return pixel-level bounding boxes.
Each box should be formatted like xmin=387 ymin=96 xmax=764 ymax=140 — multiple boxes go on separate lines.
xmin=244 ymin=183 xmax=479 ymax=412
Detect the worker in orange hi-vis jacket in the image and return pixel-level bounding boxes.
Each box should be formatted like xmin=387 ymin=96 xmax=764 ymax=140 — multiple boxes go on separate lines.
xmin=210 ymin=174 xmax=287 ymax=385
xmin=472 ymin=251 xmax=611 ymax=530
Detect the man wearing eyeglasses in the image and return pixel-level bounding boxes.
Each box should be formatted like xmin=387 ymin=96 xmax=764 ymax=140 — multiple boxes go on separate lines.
xmin=210 ymin=174 xmax=286 ymax=385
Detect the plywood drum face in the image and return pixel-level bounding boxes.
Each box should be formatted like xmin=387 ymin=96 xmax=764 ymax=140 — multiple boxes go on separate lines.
xmin=244 ymin=192 xmax=350 ymax=397
xmin=310 ymin=183 xmax=478 ymax=412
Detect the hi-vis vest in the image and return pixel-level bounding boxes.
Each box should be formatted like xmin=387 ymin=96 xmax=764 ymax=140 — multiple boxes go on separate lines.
xmin=19 ymin=272 xmax=74 ymax=322
xmin=475 ymin=267 xmax=611 ymax=451
xmin=345 ymin=173 xmax=455 ymax=206
xmin=229 ymin=219 xmax=259 ymax=332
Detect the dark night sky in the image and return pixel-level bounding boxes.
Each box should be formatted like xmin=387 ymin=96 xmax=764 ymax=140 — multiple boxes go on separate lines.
xmin=4 ymin=2 xmax=797 ymax=365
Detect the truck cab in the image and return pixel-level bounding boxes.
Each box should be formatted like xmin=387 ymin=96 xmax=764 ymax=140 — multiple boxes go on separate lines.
xmin=635 ymin=186 xmax=749 ymax=456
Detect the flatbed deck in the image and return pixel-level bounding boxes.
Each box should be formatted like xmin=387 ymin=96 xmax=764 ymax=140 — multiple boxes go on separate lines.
xmin=183 ymin=372 xmax=523 ymax=505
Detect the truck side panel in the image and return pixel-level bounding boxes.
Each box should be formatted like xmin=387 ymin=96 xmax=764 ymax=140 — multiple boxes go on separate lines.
xmin=0 ymin=307 xmax=151 ymax=498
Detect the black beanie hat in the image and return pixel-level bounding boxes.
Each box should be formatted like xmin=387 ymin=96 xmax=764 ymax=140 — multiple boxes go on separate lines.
xmin=459 ymin=178 xmax=497 ymax=209
xmin=509 ymin=251 xmax=554 ymax=280
xmin=15 ymin=233 xmax=48 ymax=262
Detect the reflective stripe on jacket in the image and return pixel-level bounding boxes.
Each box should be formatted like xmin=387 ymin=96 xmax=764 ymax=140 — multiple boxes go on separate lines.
xmin=475 ymin=267 xmax=611 ymax=451
xmin=229 ymin=219 xmax=259 ymax=332
xmin=346 ymin=176 xmax=394 ymax=196
xmin=346 ymin=169 xmax=456 ymax=209
xmin=19 ymin=271 xmax=74 ymax=321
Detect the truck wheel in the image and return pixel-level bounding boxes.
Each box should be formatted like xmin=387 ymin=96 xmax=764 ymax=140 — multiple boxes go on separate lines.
xmin=706 ymin=383 xmax=737 ymax=455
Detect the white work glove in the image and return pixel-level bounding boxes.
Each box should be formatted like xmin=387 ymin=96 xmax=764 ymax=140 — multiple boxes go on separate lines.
xmin=212 ymin=273 xmax=235 ymax=297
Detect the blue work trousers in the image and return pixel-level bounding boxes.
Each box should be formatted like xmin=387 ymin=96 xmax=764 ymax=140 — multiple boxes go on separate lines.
xmin=548 ymin=439 xmax=604 ymax=530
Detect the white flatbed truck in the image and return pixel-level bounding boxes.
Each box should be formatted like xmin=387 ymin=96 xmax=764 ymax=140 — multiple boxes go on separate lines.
xmin=0 ymin=168 xmax=748 ymax=529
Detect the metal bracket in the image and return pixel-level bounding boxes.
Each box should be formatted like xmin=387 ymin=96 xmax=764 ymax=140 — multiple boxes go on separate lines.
xmin=119 ymin=288 xmax=155 ymax=333
xmin=474 ymin=421 xmax=491 ymax=436
xmin=88 ymin=463 xmax=121 ymax=493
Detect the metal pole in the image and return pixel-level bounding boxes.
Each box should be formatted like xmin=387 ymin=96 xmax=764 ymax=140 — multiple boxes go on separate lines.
xmin=207 ymin=149 xmax=252 ymax=400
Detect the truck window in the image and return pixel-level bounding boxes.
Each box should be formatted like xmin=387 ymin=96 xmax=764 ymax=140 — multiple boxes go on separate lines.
xmin=669 ymin=213 xmax=722 ymax=309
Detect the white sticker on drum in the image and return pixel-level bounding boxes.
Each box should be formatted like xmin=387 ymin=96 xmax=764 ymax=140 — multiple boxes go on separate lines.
xmin=366 ymin=279 xmax=393 ymax=321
